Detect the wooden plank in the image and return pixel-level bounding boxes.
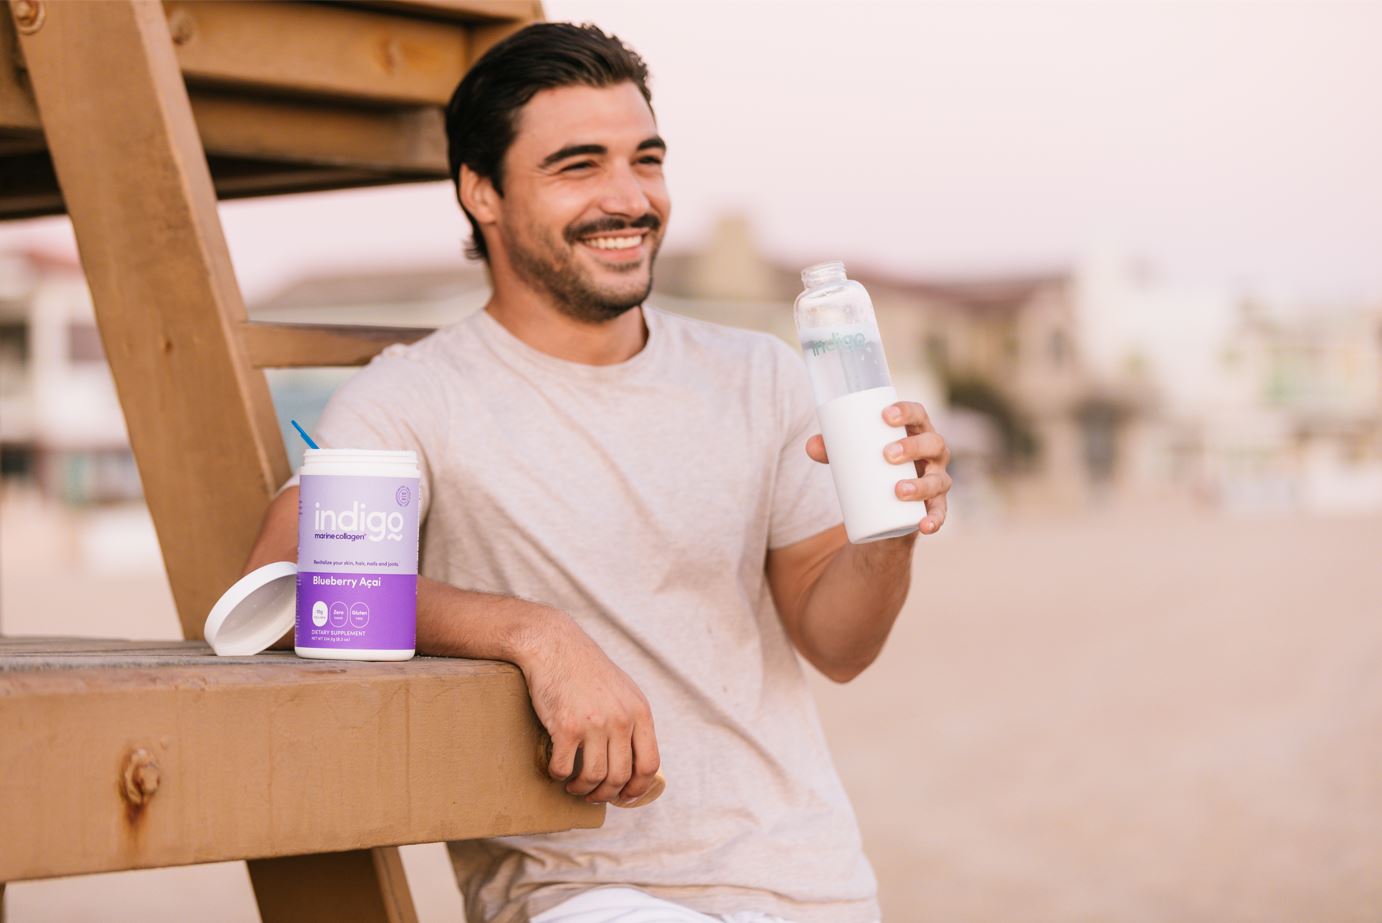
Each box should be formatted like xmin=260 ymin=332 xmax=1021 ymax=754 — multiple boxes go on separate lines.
xmin=1 ymin=85 xmax=448 ymax=176
xmin=203 ymin=159 xmax=385 ymax=201
xmin=165 ymin=1 xmax=469 ymax=106
xmin=0 ymin=645 xmax=602 ymax=881
xmin=192 ymin=91 xmax=446 ymax=174
xmin=249 ymin=848 xmax=418 ymax=923
xmin=11 ymin=0 xmax=291 ymax=638
xmin=241 ymin=322 xmax=434 ymax=369
xmin=0 ymin=153 xmax=423 ymax=222
xmin=352 ymin=0 xmax=539 ymax=22
xmin=4 ymin=11 xmax=446 ymax=174
xmin=0 ymin=636 xmax=273 ymax=667
xmin=3 ymin=13 xmax=449 ymax=218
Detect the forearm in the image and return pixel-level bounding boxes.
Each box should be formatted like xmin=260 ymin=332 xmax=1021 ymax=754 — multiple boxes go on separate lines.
xmin=794 ymin=532 xmax=917 ymax=682
xmin=416 ymin=577 xmax=568 ymax=668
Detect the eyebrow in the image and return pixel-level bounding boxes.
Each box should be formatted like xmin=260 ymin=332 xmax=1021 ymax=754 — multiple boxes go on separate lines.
xmin=539 ymin=136 xmax=667 ymax=169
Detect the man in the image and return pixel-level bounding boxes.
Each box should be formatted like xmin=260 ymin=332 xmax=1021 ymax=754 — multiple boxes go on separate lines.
xmin=243 ymin=22 xmax=950 ymax=923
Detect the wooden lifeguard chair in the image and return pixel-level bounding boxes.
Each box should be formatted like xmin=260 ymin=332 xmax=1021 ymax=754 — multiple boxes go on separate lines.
xmin=0 ymin=2 xmax=601 ymax=919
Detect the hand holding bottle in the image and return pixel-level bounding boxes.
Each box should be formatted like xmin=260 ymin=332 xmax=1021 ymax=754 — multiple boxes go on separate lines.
xmin=805 ymin=398 xmax=950 ymax=535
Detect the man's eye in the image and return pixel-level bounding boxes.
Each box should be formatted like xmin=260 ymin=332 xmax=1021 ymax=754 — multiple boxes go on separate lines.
xmin=639 ymin=156 xmax=664 ymax=167
xmin=561 ymin=161 xmax=596 ymax=173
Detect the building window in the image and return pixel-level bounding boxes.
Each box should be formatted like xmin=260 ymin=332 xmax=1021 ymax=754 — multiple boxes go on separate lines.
xmin=0 ymin=321 xmax=28 ymax=397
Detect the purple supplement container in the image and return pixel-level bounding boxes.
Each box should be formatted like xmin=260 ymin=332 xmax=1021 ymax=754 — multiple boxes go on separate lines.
xmin=295 ymin=448 xmax=420 ymax=661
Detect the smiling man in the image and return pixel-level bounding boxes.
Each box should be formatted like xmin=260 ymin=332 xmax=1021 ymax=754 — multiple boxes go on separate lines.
xmin=243 ymin=22 xmax=950 ymax=923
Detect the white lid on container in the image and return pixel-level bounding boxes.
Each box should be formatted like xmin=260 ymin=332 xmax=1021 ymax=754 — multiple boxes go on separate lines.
xmin=203 ymin=561 xmax=297 ymax=656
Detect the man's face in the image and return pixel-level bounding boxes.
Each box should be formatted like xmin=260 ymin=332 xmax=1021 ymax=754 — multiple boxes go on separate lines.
xmin=487 ymin=82 xmax=670 ymax=323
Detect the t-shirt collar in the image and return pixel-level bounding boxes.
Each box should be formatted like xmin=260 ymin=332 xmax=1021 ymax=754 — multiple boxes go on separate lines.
xmin=474 ymin=305 xmax=662 ymax=381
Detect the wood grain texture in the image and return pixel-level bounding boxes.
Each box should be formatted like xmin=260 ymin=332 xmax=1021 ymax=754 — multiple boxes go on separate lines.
xmin=0 ymin=84 xmax=448 ymax=174
xmin=241 ymin=322 xmax=434 ymax=369
xmin=352 ymin=0 xmax=540 ymax=22
xmin=166 ymin=1 xmax=469 ymax=106
xmin=0 ymin=641 xmax=602 ymax=881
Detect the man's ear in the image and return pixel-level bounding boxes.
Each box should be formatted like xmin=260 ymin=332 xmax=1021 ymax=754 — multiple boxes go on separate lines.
xmin=459 ymin=164 xmax=499 ymax=226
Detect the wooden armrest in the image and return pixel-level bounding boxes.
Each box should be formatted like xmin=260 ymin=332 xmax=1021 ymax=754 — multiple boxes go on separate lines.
xmin=0 ymin=638 xmax=601 ymax=882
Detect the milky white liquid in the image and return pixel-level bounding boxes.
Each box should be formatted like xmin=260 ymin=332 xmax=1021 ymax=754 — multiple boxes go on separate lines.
xmin=816 ymin=385 xmax=921 ymax=543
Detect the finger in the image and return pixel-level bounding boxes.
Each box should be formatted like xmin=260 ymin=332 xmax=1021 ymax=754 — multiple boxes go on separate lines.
xmin=547 ymin=731 xmax=579 ymax=782
xmin=616 ymin=719 xmax=662 ymax=805
xmin=588 ymin=732 xmax=633 ymax=804
xmin=895 ymin=470 xmax=952 ymax=503
xmin=883 ymin=432 xmax=946 ymax=466
xmin=566 ymin=734 xmax=608 ymax=797
xmin=921 ymin=489 xmax=949 ymax=534
xmin=883 ymin=401 xmax=934 ymax=433
xmin=804 ymin=434 xmax=828 ymax=464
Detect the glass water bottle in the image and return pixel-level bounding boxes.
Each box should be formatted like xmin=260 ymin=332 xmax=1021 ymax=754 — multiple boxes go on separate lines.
xmin=794 ymin=260 xmax=920 ymax=543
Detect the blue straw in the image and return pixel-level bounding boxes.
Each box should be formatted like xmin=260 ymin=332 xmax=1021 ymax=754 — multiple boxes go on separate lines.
xmin=290 ymin=419 xmax=320 ymax=450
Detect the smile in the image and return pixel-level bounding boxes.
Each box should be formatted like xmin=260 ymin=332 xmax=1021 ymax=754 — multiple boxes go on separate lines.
xmin=580 ymin=233 xmax=644 ymax=252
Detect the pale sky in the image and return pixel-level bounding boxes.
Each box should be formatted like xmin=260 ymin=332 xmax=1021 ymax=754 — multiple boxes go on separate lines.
xmin=3 ymin=0 xmax=1379 ymax=304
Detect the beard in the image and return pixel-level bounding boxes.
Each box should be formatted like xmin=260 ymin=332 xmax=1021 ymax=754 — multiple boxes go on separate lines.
xmin=504 ymin=213 xmax=662 ymax=324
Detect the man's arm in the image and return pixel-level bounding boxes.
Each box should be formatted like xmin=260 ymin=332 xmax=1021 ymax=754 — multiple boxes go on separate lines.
xmin=766 ymin=400 xmax=950 ymax=683
xmin=241 ymin=487 xmax=660 ymax=807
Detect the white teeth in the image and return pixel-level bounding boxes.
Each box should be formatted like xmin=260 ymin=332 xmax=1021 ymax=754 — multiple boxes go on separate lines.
xmin=584 ymin=235 xmax=642 ymax=250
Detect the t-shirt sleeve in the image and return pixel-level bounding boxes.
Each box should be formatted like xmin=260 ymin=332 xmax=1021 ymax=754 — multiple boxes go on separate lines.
xmin=284 ymin=345 xmax=444 ymax=522
xmin=767 ymin=339 xmax=843 ymax=549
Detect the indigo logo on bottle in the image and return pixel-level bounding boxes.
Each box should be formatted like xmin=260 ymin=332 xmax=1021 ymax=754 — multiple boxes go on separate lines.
xmin=395 ymin=485 xmax=411 ymax=507
xmin=804 ymin=331 xmax=871 ymax=356
xmin=313 ymin=501 xmax=405 ymax=543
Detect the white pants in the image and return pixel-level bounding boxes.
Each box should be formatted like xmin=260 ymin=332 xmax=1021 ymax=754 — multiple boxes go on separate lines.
xmin=531 ymin=886 xmax=880 ymax=923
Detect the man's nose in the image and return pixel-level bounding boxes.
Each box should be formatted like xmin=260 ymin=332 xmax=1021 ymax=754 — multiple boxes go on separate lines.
xmin=597 ymin=162 xmax=652 ymax=217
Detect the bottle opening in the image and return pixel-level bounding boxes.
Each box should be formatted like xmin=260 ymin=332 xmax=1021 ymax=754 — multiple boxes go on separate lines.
xmin=801 ymin=260 xmax=847 ymax=290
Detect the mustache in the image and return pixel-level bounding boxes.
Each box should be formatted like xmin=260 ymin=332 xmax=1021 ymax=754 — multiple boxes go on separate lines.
xmin=565 ymin=213 xmax=661 ymax=245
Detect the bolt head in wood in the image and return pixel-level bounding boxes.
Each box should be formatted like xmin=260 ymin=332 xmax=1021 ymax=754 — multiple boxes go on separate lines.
xmin=121 ymin=748 xmax=161 ymax=806
xmin=168 ymin=8 xmax=195 ymax=45
xmin=13 ymin=0 xmax=44 ymax=34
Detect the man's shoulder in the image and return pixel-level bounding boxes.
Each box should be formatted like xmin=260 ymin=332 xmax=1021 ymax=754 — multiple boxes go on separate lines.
xmin=350 ymin=312 xmax=484 ymax=379
xmin=322 ymin=315 xmax=487 ymax=422
xmin=649 ymin=306 xmax=796 ymax=367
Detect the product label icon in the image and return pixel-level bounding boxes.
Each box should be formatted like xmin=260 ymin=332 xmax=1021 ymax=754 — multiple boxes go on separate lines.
xmin=395 ymin=485 xmax=411 ymax=507
xmin=329 ymin=601 xmax=349 ymax=628
xmin=311 ymin=600 xmax=328 ymax=627
xmin=349 ymin=602 xmax=370 ymax=629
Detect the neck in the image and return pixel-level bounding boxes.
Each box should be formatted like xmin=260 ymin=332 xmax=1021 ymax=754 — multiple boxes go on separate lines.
xmin=483 ymin=264 xmax=648 ymax=366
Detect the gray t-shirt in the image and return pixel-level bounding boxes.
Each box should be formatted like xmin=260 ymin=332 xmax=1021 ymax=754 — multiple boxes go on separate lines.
xmin=311 ymin=306 xmax=880 ymax=923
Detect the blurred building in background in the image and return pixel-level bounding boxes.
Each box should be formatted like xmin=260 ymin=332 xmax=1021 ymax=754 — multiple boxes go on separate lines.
xmin=0 ymin=248 xmax=140 ymax=504
xmin=1193 ymin=298 xmax=1382 ymax=513
xmin=3 ymin=214 xmax=1380 ymax=517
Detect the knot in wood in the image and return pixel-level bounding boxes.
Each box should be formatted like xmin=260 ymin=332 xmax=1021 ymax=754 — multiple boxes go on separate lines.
xmin=381 ymin=37 xmax=403 ymax=73
xmin=14 ymin=0 xmax=45 ymax=34
xmin=122 ymin=748 xmax=161 ymax=806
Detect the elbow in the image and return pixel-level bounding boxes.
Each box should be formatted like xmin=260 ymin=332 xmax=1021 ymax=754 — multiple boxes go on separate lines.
xmin=818 ymin=658 xmax=870 ymax=684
